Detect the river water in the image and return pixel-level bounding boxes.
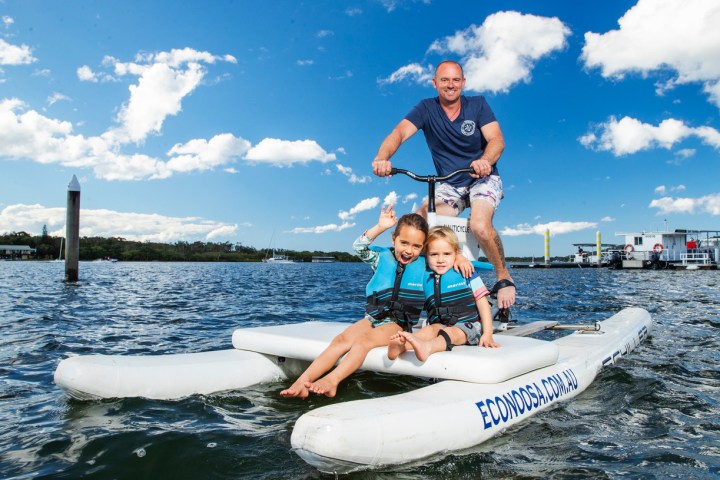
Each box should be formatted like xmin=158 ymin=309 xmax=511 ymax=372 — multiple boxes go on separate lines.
xmin=0 ymin=261 xmax=718 ymax=479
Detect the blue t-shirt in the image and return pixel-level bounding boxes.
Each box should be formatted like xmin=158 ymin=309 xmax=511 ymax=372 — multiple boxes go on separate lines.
xmin=405 ymin=95 xmax=498 ymax=188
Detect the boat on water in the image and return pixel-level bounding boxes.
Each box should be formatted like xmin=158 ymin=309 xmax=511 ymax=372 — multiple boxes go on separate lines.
xmin=262 ymin=250 xmax=295 ymax=264
xmin=54 ymin=307 xmax=652 ymax=473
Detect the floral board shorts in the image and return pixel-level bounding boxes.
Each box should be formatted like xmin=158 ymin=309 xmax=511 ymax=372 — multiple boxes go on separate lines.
xmin=435 ymin=175 xmax=504 ymax=214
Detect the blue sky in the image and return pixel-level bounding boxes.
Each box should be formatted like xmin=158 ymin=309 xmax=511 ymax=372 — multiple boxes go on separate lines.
xmin=1 ymin=0 xmax=718 ymax=257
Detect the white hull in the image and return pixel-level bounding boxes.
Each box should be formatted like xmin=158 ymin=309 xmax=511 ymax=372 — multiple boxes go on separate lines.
xmin=53 ymin=308 xmax=652 ymax=472
xmin=292 ymin=307 xmax=652 ymax=472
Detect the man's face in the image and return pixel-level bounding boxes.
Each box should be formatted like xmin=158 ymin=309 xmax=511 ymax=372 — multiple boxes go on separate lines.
xmin=432 ymin=63 xmax=465 ymax=103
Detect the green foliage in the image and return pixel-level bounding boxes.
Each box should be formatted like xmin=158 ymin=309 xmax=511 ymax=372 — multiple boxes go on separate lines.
xmin=0 ymin=231 xmax=359 ymax=262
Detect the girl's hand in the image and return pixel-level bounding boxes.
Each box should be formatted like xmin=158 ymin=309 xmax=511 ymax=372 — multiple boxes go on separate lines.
xmin=378 ymin=204 xmax=398 ymax=230
xmin=479 ymin=333 xmax=500 ymax=348
xmin=453 ymin=254 xmax=474 ymax=278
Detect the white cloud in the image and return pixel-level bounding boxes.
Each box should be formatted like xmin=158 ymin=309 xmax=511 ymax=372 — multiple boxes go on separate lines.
xmin=402 ymin=192 xmax=418 ymax=204
xmin=649 ymin=193 xmax=720 ymax=215
xmin=245 ymin=138 xmax=336 ymax=166
xmin=655 ymin=185 xmax=667 ymax=195
xmin=580 ymin=116 xmax=720 ymax=156
xmin=316 ymin=30 xmax=334 ymax=38
xmin=76 ymin=65 xmax=115 ymax=83
xmin=581 ymin=0 xmax=720 ymax=108
xmin=389 ymin=11 xmax=570 ymax=93
xmin=338 ymin=197 xmax=380 ymax=221
xmin=0 ymin=98 xmax=335 ymax=180
xmin=345 ymin=8 xmax=362 ymax=16
xmin=336 ymin=163 xmax=371 ymax=183
xmin=383 ymin=191 xmax=398 ymax=206
xmin=47 ymin=92 xmax=70 ymax=106
xmin=79 ymin=48 xmax=237 ymax=144
xmin=3 ymin=16 xmax=14 ymax=27
xmin=601 ymin=216 xmax=615 ymax=222
xmin=167 ymin=134 xmax=251 ymax=173
xmin=0 ymin=38 xmax=36 ymax=65
xmin=378 ymin=63 xmax=433 ymax=86
xmin=501 ymin=220 xmax=597 ymax=236
xmin=297 ymin=59 xmax=314 ymax=66
xmin=290 ymin=222 xmax=355 ymax=234
xmin=0 ymin=203 xmax=242 ymax=242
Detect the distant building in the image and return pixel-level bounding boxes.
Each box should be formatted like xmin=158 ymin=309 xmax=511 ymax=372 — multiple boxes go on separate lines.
xmin=0 ymin=245 xmax=37 ymax=260
xmin=311 ymin=256 xmax=336 ymax=263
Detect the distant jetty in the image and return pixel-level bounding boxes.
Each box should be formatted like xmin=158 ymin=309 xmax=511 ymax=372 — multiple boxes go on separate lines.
xmin=512 ymin=228 xmax=719 ymax=270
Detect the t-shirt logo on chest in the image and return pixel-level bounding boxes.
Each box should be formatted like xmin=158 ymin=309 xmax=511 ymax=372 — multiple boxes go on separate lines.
xmin=460 ymin=120 xmax=476 ymax=136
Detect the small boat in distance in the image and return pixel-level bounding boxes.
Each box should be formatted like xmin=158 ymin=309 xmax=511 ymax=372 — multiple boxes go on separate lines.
xmin=51 ymin=238 xmax=64 ymax=263
xmin=263 ymin=250 xmax=295 ymax=264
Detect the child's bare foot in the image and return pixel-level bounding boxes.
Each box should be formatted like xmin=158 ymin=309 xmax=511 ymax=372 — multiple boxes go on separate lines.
xmin=402 ymin=332 xmax=435 ymax=362
xmin=308 ymin=377 xmax=338 ymax=398
xmin=280 ymin=377 xmax=310 ymax=398
xmin=387 ymin=332 xmax=407 ymax=360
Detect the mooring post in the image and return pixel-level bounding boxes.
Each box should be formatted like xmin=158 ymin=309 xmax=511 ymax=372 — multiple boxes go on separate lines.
xmin=544 ymin=228 xmax=550 ymax=265
xmin=65 ymin=175 xmax=81 ymax=281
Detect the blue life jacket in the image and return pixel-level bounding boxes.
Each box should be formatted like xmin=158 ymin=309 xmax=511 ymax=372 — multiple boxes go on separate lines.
xmin=424 ymin=268 xmax=479 ymax=326
xmin=365 ymin=247 xmax=425 ymax=329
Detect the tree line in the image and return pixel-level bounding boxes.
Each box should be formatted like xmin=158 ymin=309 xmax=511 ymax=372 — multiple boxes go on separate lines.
xmin=0 ymin=229 xmax=361 ymax=263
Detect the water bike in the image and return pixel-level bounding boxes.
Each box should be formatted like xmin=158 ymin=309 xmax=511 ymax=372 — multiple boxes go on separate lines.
xmin=53 ymin=168 xmax=654 ymax=474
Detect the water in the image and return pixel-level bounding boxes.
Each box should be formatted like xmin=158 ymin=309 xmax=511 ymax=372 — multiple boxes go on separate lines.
xmin=1 ymin=262 xmax=718 ymax=479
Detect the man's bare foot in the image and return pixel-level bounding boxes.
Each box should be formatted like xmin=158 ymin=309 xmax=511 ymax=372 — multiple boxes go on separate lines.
xmin=308 ymin=377 xmax=338 ymax=398
xmin=387 ymin=332 xmax=407 ymax=360
xmin=280 ymin=377 xmax=310 ymax=399
xmin=401 ymin=331 xmax=435 ymax=362
xmin=494 ymin=278 xmax=516 ymax=309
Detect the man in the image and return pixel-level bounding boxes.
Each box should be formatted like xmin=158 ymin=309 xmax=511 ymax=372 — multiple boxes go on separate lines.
xmin=372 ymin=60 xmax=516 ymax=309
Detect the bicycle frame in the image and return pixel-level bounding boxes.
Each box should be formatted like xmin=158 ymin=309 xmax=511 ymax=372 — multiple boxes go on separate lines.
xmin=390 ymin=167 xmax=482 ymax=262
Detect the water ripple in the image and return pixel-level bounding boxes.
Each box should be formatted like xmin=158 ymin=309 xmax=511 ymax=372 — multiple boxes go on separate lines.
xmin=0 ymin=262 xmax=718 ymax=478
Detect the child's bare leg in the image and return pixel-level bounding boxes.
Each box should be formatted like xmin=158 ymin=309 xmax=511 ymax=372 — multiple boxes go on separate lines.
xmin=401 ymin=332 xmax=445 ymax=362
xmin=281 ymin=318 xmax=371 ymax=398
xmin=403 ymin=326 xmax=467 ymax=362
xmin=387 ymin=331 xmax=407 ymax=360
xmin=309 ymin=323 xmax=402 ymax=397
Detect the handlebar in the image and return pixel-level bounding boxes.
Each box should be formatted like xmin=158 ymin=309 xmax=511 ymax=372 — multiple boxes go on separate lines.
xmin=390 ymin=167 xmax=473 ymax=183
xmin=388 ymin=167 xmax=474 ymax=214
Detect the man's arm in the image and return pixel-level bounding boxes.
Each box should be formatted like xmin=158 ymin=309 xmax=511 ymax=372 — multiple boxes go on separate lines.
xmin=372 ymin=119 xmax=418 ymax=177
xmin=470 ymin=121 xmax=505 ymax=178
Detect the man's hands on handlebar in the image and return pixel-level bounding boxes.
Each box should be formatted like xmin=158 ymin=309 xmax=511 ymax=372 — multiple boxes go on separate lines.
xmin=469 ymin=158 xmax=492 ymax=178
xmin=372 ymin=158 xmax=393 ymax=177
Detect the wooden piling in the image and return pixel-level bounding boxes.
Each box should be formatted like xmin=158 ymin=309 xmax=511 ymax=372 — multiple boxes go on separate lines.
xmin=65 ymin=175 xmax=80 ymax=281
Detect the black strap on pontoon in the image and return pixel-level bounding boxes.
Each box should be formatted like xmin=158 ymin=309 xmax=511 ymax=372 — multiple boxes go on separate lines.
xmin=438 ymin=329 xmax=453 ymax=351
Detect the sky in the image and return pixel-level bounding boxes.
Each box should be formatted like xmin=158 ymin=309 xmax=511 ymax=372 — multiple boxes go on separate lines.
xmin=1 ymin=0 xmax=719 ymax=257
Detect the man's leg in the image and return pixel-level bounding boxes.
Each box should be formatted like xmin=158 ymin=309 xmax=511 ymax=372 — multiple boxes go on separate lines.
xmin=470 ymin=199 xmax=515 ymax=308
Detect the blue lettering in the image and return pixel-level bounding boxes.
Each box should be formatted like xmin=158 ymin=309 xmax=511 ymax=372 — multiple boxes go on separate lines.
xmin=541 ymin=379 xmax=555 ymax=400
xmin=496 ymin=396 xmax=509 ymax=422
xmin=563 ymin=370 xmax=577 ymax=392
xmin=486 ymin=398 xmax=501 ymax=425
xmin=568 ymin=369 xmax=578 ymax=388
xmin=475 ymin=401 xmax=492 ymax=429
xmin=511 ymin=389 xmax=525 ymax=415
xmin=503 ymin=392 xmax=519 ymax=418
xmin=528 ymin=384 xmax=539 ymax=407
xmin=550 ymin=375 xmax=563 ymax=396
xmin=520 ymin=386 xmax=533 ymax=411
xmin=534 ymin=382 xmax=546 ymax=405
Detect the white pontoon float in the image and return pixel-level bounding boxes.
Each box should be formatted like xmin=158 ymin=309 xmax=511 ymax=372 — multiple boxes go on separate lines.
xmin=53 ymin=169 xmax=654 ymax=473
xmin=54 ymin=308 xmax=652 ymax=472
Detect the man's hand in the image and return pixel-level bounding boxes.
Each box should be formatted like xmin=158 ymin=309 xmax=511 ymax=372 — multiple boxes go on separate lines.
xmin=372 ymin=158 xmax=393 ymax=177
xmin=469 ymin=158 xmax=492 ymax=178
xmin=453 ymin=254 xmax=475 ymax=278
